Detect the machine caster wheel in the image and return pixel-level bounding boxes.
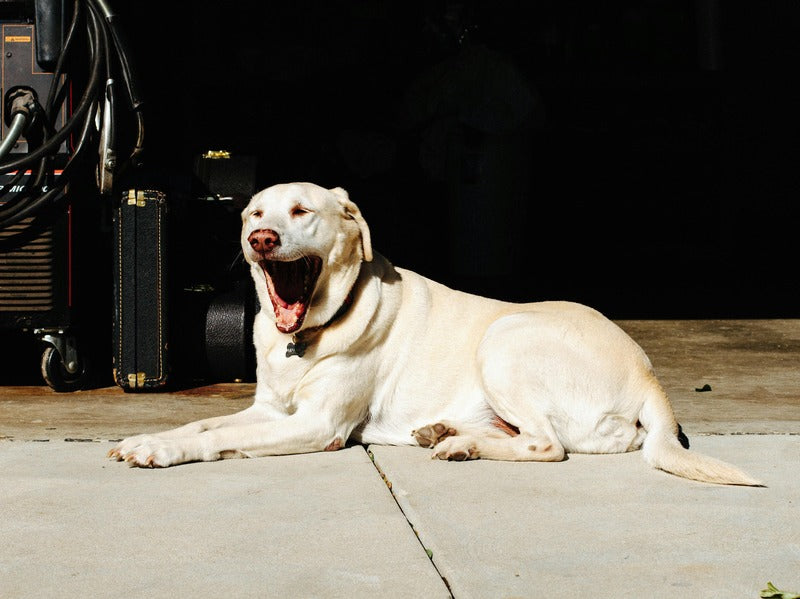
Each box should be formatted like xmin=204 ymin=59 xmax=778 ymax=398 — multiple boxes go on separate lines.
xmin=40 ymin=345 xmax=89 ymax=392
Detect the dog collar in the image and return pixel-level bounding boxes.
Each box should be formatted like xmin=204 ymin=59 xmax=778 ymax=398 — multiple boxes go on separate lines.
xmin=286 ymin=291 xmax=354 ymax=358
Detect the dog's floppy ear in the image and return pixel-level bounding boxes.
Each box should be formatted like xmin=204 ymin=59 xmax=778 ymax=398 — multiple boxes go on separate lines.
xmin=330 ymin=187 xmax=373 ymax=262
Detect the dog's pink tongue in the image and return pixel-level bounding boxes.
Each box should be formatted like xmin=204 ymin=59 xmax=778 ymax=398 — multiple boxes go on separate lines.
xmin=275 ymin=302 xmax=305 ymax=333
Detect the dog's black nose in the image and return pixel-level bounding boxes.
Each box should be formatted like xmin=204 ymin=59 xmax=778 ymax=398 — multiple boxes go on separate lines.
xmin=248 ymin=229 xmax=280 ymax=254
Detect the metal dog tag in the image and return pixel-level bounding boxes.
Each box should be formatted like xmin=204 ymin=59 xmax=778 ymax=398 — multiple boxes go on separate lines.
xmin=286 ymin=340 xmax=307 ymax=358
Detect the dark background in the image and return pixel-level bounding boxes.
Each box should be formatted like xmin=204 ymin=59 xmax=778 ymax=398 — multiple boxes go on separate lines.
xmin=115 ymin=0 xmax=798 ymax=319
xmin=6 ymin=0 xmax=800 ymax=387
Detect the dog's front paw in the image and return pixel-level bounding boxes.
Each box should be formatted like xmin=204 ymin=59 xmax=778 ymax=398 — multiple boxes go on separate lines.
xmin=108 ymin=435 xmax=188 ymax=468
xmin=108 ymin=434 xmax=149 ymax=461
xmin=431 ymin=436 xmax=479 ymax=461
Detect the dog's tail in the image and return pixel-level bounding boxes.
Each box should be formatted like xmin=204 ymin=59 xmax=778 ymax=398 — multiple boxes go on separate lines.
xmin=638 ymin=379 xmax=763 ymax=486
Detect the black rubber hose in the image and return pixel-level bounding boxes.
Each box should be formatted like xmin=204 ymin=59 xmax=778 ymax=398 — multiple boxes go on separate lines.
xmin=44 ymin=0 xmax=82 ymax=117
xmin=0 ymin=0 xmax=145 ymax=229
xmin=0 ymin=0 xmax=104 ymax=228
xmin=90 ymin=0 xmax=144 ymax=165
xmin=0 ymin=111 xmax=96 ymax=228
xmin=0 ymin=2 xmax=104 ymax=174
xmin=0 ymin=78 xmax=99 ymax=228
xmin=90 ymin=0 xmax=143 ymax=109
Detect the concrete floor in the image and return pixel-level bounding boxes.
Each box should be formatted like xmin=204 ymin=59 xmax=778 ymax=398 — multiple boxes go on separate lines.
xmin=1 ymin=319 xmax=799 ymax=598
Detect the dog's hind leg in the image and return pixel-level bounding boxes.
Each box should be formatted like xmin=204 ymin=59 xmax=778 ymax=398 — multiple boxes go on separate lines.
xmin=413 ymin=419 xmax=565 ymax=462
xmin=434 ymin=432 xmax=565 ymax=461
xmin=412 ymin=418 xmax=514 ymax=449
xmin=412 ymin=422 xmax=458 ymax=448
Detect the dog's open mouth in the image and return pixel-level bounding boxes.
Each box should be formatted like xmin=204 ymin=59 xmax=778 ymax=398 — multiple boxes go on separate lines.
xmin=259 ymin=257 xmax=322 ymax=333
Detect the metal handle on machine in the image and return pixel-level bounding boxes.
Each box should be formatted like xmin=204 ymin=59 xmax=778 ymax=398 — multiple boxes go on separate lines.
xmin=97 ymin=78 xmax=116 ymax=194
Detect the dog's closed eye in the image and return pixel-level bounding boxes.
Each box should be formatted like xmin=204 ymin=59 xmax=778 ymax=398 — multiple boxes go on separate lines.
xmin=291 ymin=205 xmax=312 ymax=218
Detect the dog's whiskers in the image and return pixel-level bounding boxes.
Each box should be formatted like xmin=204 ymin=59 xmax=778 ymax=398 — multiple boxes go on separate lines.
xmin=228 ymin=250 xmax=245 ymax=271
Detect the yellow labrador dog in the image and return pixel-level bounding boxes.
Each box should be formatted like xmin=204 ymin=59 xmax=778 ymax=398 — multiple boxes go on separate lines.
xmin=110 ymin=182 xmax=760 ymax=486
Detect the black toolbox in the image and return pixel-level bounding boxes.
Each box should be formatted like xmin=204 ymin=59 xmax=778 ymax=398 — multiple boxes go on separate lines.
xmin=112 ymin=189 xmax=169 ymax=391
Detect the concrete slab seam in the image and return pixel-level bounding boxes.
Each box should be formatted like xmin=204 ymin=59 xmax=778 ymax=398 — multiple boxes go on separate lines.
xmin=366 ymin=446 xmax=455 ymax=599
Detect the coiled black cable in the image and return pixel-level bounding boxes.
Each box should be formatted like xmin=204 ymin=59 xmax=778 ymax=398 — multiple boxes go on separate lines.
xmin=0 ymin=0 xmax=143 ymax=230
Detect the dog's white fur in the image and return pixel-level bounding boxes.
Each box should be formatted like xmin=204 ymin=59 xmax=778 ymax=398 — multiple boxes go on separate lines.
xmin=110 ymin=182 xmax=761 ymax=486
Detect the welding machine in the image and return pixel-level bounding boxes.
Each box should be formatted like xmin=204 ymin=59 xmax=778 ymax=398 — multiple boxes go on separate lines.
xmin=0 ymin=0 xmax=143 ymax=390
